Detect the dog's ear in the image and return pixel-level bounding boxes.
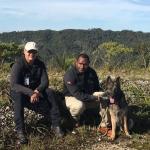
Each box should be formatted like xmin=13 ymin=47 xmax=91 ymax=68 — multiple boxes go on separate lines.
xmin=116 ymin=76 xmax=120 ymax=82
xmin=100 ymin=79 xmax=105 ymax=90
xmin=106 ymin=76 xmax=112 ymax=83
xmin=116 ymin=76 xmax=121 ymax=87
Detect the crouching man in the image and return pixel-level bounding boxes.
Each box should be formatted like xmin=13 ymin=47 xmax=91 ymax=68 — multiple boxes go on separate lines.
xmin=63 ymin=53 xmax=105 ymax=127
xmin=10 ymin=42 xmax=64 ymax=144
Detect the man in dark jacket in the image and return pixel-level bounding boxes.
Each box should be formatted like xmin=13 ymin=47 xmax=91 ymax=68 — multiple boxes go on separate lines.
xmin=10 ymin=42 xmax=64 ymax=144
xmin=63 ymin=53 xmax=104 ymax=126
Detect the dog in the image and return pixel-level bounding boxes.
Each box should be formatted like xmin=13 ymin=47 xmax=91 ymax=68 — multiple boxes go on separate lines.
xmin=99 ymin=76 xmax=132 ymax=140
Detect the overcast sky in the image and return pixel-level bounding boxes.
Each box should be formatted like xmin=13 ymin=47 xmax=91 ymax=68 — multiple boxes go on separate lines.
xmin=0 ymin=0 xmax=150 ymax=33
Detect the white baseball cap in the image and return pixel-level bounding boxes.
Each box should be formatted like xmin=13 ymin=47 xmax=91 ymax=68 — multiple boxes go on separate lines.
xmin=24 ymin=42 xmax=38 ymax=52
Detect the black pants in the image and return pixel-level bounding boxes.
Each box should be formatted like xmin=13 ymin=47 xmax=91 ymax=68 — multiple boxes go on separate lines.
xmin=10 ymin=88 xmax=61 ymax=132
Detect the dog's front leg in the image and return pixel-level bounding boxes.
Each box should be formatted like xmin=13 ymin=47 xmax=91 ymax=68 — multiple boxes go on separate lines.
xmin=110 ymin=112 xmax=116 ymax=141
xmin=124 ymin=115 xmax=132 ymax=138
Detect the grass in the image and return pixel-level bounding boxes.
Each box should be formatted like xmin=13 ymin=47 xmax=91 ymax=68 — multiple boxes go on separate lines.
xmin=2 ymin=123 xmax=98 ymax=150
xmin=0 ymin=68 xmax=150 ymax=150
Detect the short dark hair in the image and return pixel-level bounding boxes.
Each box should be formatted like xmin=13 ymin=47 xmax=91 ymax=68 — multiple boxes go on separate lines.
xmin=76 ymin=53 xmax=90 ymax=63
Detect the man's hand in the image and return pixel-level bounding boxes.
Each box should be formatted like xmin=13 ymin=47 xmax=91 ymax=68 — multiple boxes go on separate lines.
xmin=93 ymin=91 xmax=105 ymax=101
xmin=30 ymin=90 xmax=40 ymax=103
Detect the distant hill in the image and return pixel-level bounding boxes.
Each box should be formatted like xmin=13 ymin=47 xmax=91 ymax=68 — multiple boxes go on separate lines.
xmin=0 ymin=28 xmax=150 ymax=60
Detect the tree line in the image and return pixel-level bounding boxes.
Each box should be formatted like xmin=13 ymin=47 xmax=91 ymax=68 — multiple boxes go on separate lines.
xmin=0 ymin=28 xmax=150 ymax=70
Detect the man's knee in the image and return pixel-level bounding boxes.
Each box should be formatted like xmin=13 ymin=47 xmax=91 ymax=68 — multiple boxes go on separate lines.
xmin=45 ymin=88 xmax=54 ymax=95
xmin=10 ymin=91 xmax=23 ymax=100
xmin=69 ymin=100 xmax=85 ymax=117
xmin=74 ymin=100 xmax=85 ymax=111
xmin=10 ymin=91 xmax=31 ymax=109
xmin=45 ymin=88 xmax=57 ymax=101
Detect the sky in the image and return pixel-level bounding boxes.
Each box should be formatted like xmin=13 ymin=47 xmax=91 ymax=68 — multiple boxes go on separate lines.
xmin=0 ymin=0 xmax=150 ymax=33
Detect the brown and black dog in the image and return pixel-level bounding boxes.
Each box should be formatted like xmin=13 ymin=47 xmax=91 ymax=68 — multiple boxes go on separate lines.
xmin=99 ymin=76 xmax=132 ymax=140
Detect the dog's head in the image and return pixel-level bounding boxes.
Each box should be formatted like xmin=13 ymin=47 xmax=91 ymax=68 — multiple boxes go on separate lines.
xmin=101 ymin=76 xmax=127 ymax=107
xmin=102 ymin=76 xmax=121 ymax=99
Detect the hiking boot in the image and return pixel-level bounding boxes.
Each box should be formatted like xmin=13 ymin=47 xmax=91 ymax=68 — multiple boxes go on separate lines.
xmin=71 ymin=118 xmax=80 ymax=134
xmin=17 ymin=131 xmax=28 ymax=144
xmin=51 ymin=126 xmax=64 ymax=137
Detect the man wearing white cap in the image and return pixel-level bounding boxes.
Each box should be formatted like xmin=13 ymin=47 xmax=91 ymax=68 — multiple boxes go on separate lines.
xmin=10 ymin=42 xmax=64 ymax=144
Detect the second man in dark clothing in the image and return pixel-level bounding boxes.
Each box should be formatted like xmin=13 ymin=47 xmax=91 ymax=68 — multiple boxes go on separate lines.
xmin=63 ymin=53 xmax=105 ymax=126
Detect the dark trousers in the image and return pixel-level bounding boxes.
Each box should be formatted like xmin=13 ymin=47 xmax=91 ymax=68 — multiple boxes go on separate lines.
xmin=10 ymin=88 xmax=61 ymax=132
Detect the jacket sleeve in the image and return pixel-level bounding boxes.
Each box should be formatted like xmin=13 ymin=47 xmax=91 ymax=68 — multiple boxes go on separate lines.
xmin=10 ymin=63 xmax=34 ymax=96
xmin=36 ymin=67 xmax=49 ymax=92
xmin=64 ymin=72 xmax=97 ymax=102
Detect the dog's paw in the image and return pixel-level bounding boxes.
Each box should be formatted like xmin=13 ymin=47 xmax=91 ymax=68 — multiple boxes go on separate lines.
xmin=108 ymin=137 xmax=115 ymax=141
xmin=125 ymin=133 xmax=132 ymax=138
xmin=109 ymin=135 xmax=115 ymax=141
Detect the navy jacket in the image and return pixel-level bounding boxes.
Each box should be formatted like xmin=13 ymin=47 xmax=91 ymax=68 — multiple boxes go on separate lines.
xmin=63 ymin=65 xmax=101 ymax=101
xmin=10 ymin=56 xmax=49 ymax=96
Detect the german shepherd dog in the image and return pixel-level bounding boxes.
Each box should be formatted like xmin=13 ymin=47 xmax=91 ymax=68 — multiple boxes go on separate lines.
xmin=99 ymin=76 xmax=132 ymax=140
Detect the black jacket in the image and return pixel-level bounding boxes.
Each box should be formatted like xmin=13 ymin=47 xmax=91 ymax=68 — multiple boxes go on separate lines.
xmin=63 ymin=65 xmax=101 ymax=101
xmin=10 ymin=56 xmax=49 ymax=96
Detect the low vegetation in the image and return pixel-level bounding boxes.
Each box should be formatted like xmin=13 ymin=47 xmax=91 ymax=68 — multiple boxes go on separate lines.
xmin=0 ymin=39 xmax=150 ymax=149
xmin=0 ymin=67 xmax=150 ymax=150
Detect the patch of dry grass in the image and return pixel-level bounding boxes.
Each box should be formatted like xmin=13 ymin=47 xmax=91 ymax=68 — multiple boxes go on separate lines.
xmin=0 ymin=68 xmax=150 ymax=150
